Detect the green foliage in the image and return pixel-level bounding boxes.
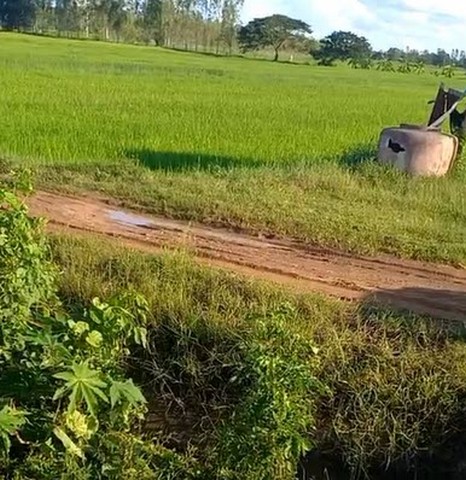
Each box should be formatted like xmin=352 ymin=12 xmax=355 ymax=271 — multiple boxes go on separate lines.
xmin=142 ymin=0 xmax=163 ymax=45
xmin=442 ymin=64 xmax=455 ymax=78
xmin=412 ymin=60 xmax=425 ymax=74
xmin=54 ymin=362 xmax=110 ymax=418
xmin=0 ymin=171 xmax=56 ymax=327
xmin=314 ymin=30 xmax=372 ymax=66
xmin=239 ymin=14 xmax=312 ymax=61
xmin=0 ymin=0 xmax=36 ymax=29
xmin=0 ymin=406 xmax=26 ymax=454
xmin=376 ymin=58 xmax=395 ymax=72
xmin=213 ymin=307 xmax=325 ymax=479
xmin=137 ymin=298 xmax=326 ymax=479
xmin=348 ymin=56 xmax=372 ymax=70
xmin=0 ymin=182 xmax=159 ymax=477
xmin=397 ymin=59 xmax=412 ymax=74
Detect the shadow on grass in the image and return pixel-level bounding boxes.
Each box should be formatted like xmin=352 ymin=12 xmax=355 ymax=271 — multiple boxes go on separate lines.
xmin=127 ymin=145 xmax=379 ymax=173
xmin=364 ymin=286 xmax=466 ymax=325
xmin=336 ymin=143 xmax=378 ymax=169
xmin=125 ymin=149 xmax=266 ymax=172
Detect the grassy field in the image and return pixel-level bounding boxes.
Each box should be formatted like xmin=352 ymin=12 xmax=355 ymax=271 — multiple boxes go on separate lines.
xmin=50 ymin=233 xmax=466 ymax=478
xmin=2 ymin=32 xmax=466 ymax=478
xmin=1 ymin=33 xmax=466 ymax=263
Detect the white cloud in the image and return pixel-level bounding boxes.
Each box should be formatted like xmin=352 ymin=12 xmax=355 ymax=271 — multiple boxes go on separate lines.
xmin=241 ymin=0 xmax=283 ymax=20
xmin=401 ymin=0 xmax=466 ymax=18
xmin=241 ymin=0 xmax=466 ymax=51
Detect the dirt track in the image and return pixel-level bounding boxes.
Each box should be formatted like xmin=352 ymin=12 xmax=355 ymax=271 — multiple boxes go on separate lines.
xmin=28 ymin=191 xmax=466 ymax=321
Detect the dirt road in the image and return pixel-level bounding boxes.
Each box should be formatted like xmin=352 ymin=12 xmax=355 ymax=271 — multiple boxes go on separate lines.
xmin=28 ymin=191 xmax=466 ymax=321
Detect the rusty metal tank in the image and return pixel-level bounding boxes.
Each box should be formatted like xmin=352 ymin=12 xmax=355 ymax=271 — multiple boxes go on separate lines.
xmin=377 ymin=125 xmax=458 ymax=177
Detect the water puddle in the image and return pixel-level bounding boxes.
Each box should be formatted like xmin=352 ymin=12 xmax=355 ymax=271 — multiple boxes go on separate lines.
xmin=108 ymin=210 xmax=154 ymax=228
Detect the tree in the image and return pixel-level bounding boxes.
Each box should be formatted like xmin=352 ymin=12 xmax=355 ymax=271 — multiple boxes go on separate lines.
xmin=238 ymin=14 xmax=312 ymax=61
xmin=0 ymin=0 xmax=36 ymax=30
xmin=284 ymin=33 xmax=318 ymax=55
xmin=219 ymin=0 xmax=243 ymax=54
xmin=385 ymin=47 xmax=404 ymax=61
xmin=432 ymin=48 xmax=451 ymax=67
xmin=34 ymin=0 xmax=55 ymax=32
xmin=92 ymin=0 xmax=128 ymax=40
xmin=314 ymin=30 xmax=372 ymax=66
xmin=56 ymin=0 xmax=81 ymax=33
xmin=143 ymin=0 xmax=163 ymax=44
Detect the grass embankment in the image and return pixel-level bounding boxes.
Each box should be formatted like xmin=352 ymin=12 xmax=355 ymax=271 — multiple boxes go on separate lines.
xmin=1 ymin=33 xmax=466 ymax=264
xmin=51 ymin=234 xmax=466 ymax=478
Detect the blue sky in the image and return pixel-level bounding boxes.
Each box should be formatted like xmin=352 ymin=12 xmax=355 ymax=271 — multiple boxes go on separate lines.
xmin=242 ymin=0 xmax=465 ymax=52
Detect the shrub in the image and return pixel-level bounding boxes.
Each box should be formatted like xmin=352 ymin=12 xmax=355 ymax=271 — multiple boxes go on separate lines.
xmin=212 ymin=307 xmax=325 ymax=479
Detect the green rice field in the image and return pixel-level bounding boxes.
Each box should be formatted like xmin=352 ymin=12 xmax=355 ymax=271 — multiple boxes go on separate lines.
xmin=1 ymin=32 xmax=466 ymax=263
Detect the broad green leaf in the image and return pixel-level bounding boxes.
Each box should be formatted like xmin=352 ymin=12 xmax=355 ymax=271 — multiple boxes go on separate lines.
xmin=109 ymin=379 xmax=146 ymax=408
xmin=53 ymin=361 xmax=108 ymax=417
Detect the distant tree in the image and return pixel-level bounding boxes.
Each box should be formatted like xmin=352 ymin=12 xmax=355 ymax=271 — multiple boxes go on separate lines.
xmin=385 ymin=47 xmax=404 ymax=61
xmin=371 ymin=50 xmax=384 ymax=61
xmin=406 ymin=48 xmax=420 ymax=62
xmin=92 ymin=0 xmax=128 ymax=40
xmin=219 ymin=0 xmax=244 ymax=54
xmin=284 ymin=33 xmax=318 ymax=55
xmin=34 ymin=0 xmax=55 ymax=31
xmin=0 ymin=0 xmax=36 ymax=30
xmin=238 ymin=14 xmax=312 ymax=61
xmin=432 ymin=49 xmax=451 ymax=67
xmin=459 ymin=50 xmax=466 ymax=69
xmin=55 ymin=0 xmax=81 ymax=33
xmin=313 ymin=30 xmax=372 ymax=66
xmin=143 ymin=0 xmax=162 ymax=44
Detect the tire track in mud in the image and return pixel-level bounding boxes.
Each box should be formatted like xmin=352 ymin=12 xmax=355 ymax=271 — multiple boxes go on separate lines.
xmin=28 ymin=191 xmax=466 ymax=321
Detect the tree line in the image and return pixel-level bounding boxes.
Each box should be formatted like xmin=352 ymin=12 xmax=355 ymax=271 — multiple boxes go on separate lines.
xmin=0 ymin=3 xmax=464 ymax=70
xmin=0 ymin=0 xmax=245 ymax=54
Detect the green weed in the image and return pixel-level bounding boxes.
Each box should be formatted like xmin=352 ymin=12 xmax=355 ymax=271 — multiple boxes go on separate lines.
xmin=0 ymin=182 xmax=200 ymax=479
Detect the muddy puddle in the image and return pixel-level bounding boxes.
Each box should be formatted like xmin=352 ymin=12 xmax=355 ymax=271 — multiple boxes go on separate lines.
xmin=108 ymin=210 xmax=155 ymax=228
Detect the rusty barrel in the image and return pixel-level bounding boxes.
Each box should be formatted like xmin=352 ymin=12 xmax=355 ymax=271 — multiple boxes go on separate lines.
xmin=377 ymin=125 xmax=458 ymax=177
